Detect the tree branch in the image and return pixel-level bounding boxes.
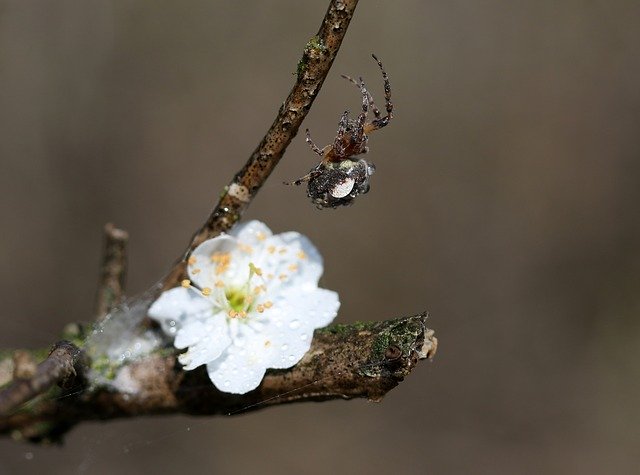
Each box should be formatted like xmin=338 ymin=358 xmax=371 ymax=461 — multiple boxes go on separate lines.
xmin=163 ymin=0 xmax=360 ymax=290
xmin=94 ymin=223 xmax=129 ymax=320
xmin=0 ymin=314 xmax=436 ymax=443
xmin=0 ymin=341 xmax=84 ymax=417
xmin=0 ymin=0 xmax=438 ymax=445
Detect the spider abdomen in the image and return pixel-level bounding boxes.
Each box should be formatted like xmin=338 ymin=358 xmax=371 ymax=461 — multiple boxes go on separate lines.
xmin=307 ymin=159 xmax=375 ymax=209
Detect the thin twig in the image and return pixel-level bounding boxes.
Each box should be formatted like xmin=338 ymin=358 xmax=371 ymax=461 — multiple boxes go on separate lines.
xmin=0 ymin=341 xmax=83 ymax=417
xmin=163 ymin=0 xmax=360 ymax=289
xmin=94 ymin=223 xmax=129 ymax=320
xmin=0 ymin=315 xmax=436 ymax=443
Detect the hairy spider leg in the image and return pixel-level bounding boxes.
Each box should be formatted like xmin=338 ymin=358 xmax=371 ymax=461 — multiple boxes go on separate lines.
xmin=333 ymin=110 xmax=350 ymax=157
xmin=305 ymin=129 xmax=325 ymax=157
xmin=285 ymin=167 xmax=322 ymax=186
xmin=352 ymin=76 xmax=369 ymax=150
xmin=366 ymin=54 xmax=393 ymax=133
xmin=340 ymin=74 xmax=381 ymax=119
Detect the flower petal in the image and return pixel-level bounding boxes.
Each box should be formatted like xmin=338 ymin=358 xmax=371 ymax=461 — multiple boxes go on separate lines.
xmin=176 ymin=312 xmax=231 ymax=370
xmin=261 ymin=287 xmax=340 ymax=369
xmin=188 ymin=235 xmax=246 ymax=288
xmin=174 ymin=311 xmax=227 ymax=348
xmin=231 ymin=220 xmax=273 ymax=245
xmin=206 ymin=336 xmax=269 ymax=394
xmin=147 ymin=287 xmax=211 ymax=335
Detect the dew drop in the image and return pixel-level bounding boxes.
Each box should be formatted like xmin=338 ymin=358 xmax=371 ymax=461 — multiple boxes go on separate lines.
xmin=224 ymin=380 xmax=230 ymax=387
xmin=300 ymin=333 xmax=308 ymax=341
xmin=289 ymin=319 xmax=300 ymax=329
xmin=288 ymin=355 xmax=295 ymax=362
xmin=281 ymin=344 xmax=289 ymax=351
xmin=24 ymin=452 xmax=34 ymax=460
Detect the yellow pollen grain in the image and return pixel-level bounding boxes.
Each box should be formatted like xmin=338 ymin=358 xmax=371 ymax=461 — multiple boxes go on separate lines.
xmin=268 ymin=245 xmax=276 ymax=254
xmin=215 ymin=280 xmax=225 ymax=288
xmin=191 ymin=268 xmax=201 ymax=274
xmin=239 ymin=310 xmax=247 ymax=318
xmin=257 ymin=232 xmax=266 ymax=241
xmin=239 ymin=243 xmax=253 ymax=254
xmin=187 ymin=256 xmax=197 ymax=265
xmin=201 ymin=287 xmax=212 ymax=296
xmin=297 ymin=250 xmax=306 ymax=259
xmin=181 ymin=279 xmax=191 ymax=288
xmin=228 ymin=310 xmax=238 ymax=318
xmin=211 ymin=252 xmax=231 ymax=274
xmin=279 ymin=274 xmax=287 ymax=281
xmin=257 ymin=304 xmax=265 ymax=313
xmin=264 ymin=301 xmax=273 ymax=309
xmin=264 ymin=340 xmax=271 ymax=347
xmin=288 ymin=264 xmax=298 ymax=272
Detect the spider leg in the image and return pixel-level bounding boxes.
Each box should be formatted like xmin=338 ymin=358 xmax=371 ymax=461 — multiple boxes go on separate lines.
xmin=334 ymin=110 xmax=349 ymax=156
xmin=340 ymin=74 xmax=381 ymax=119
xmin=284 ymin=168 xmax=322 ymax=186
xmin=305 ymin=129 xmax=324 ymax=157
xmin=353 ymin=76 xmax=369 ymax=148
xmin=365 ymin=54 xmax=393 ymax=133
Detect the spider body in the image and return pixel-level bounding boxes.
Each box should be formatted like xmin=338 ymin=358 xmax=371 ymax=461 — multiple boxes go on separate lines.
xmin=289 ymin=54 xmax=393 ymax=209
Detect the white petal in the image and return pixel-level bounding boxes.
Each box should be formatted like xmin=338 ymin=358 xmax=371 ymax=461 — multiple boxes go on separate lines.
xmin=176 ymin=312 xmax=231 ymax=370
xmin=261 ymin=287 xmax=339 ymax=369
xmin=231 ymin=220 xmax=273 ymax=245
xmin=188 ymin=235 xmax=243 ymax=288
xmin=148 ymin=287 xmax=211 ymax=335
xmin=248 ymin=232 xmax=324 ymax=296
xmin=206 ymin=336 xmax=269 ymax=394
xmin=174 ymin=311 xmax=227 ymax=349
xmin=275 ymin=232 xmax=324 ymax=288
xmin=275 ymin=287 xmax=340 ymax=328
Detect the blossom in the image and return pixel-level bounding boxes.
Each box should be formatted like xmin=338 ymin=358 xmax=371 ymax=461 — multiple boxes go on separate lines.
xmin=148 ymin=220 xmax=339 ymax=394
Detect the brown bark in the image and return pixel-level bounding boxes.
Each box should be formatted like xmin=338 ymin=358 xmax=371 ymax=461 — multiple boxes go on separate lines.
xmin=0 ymin=315 xmax=436 ymax=443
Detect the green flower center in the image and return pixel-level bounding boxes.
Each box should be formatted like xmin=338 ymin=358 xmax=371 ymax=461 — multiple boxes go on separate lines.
xmin=225 ymin=287 xmax=250 ymax=313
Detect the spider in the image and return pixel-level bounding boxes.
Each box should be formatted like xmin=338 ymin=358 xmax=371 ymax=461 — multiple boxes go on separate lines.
xmin=288 ymin=54 xmax=393 ymax=209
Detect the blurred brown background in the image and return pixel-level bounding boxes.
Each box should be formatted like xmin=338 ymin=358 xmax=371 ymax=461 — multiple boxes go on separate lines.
xmin=1 ymin=1 xmax=640 ymax=473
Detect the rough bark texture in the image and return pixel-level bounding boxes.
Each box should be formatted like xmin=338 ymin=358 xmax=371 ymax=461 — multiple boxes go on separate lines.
xmin=0 ymin=341 xmax=84 ymax=418
xmin=0 ymin=314 xmax=436 ymax=443
xmin=94 ymin=223 xmax=128 ymax=320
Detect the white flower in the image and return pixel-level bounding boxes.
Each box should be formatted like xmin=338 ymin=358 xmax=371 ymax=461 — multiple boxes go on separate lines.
xmin=148 ymin=220 xmax=339 ymax=394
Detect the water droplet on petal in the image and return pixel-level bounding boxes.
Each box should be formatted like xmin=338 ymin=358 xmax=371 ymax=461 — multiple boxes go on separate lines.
xmin=288 ymin=355 xmax=295 ymax=362
xmin=224 ymin=380 xmax=230 ymax=387
xmin=300 ymin=333 xmax=308 ymax=341
xmin=281 ymin=344 xmax=289 ymax=351
xmin=289 ymin=319 xmax=300 ymax=329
